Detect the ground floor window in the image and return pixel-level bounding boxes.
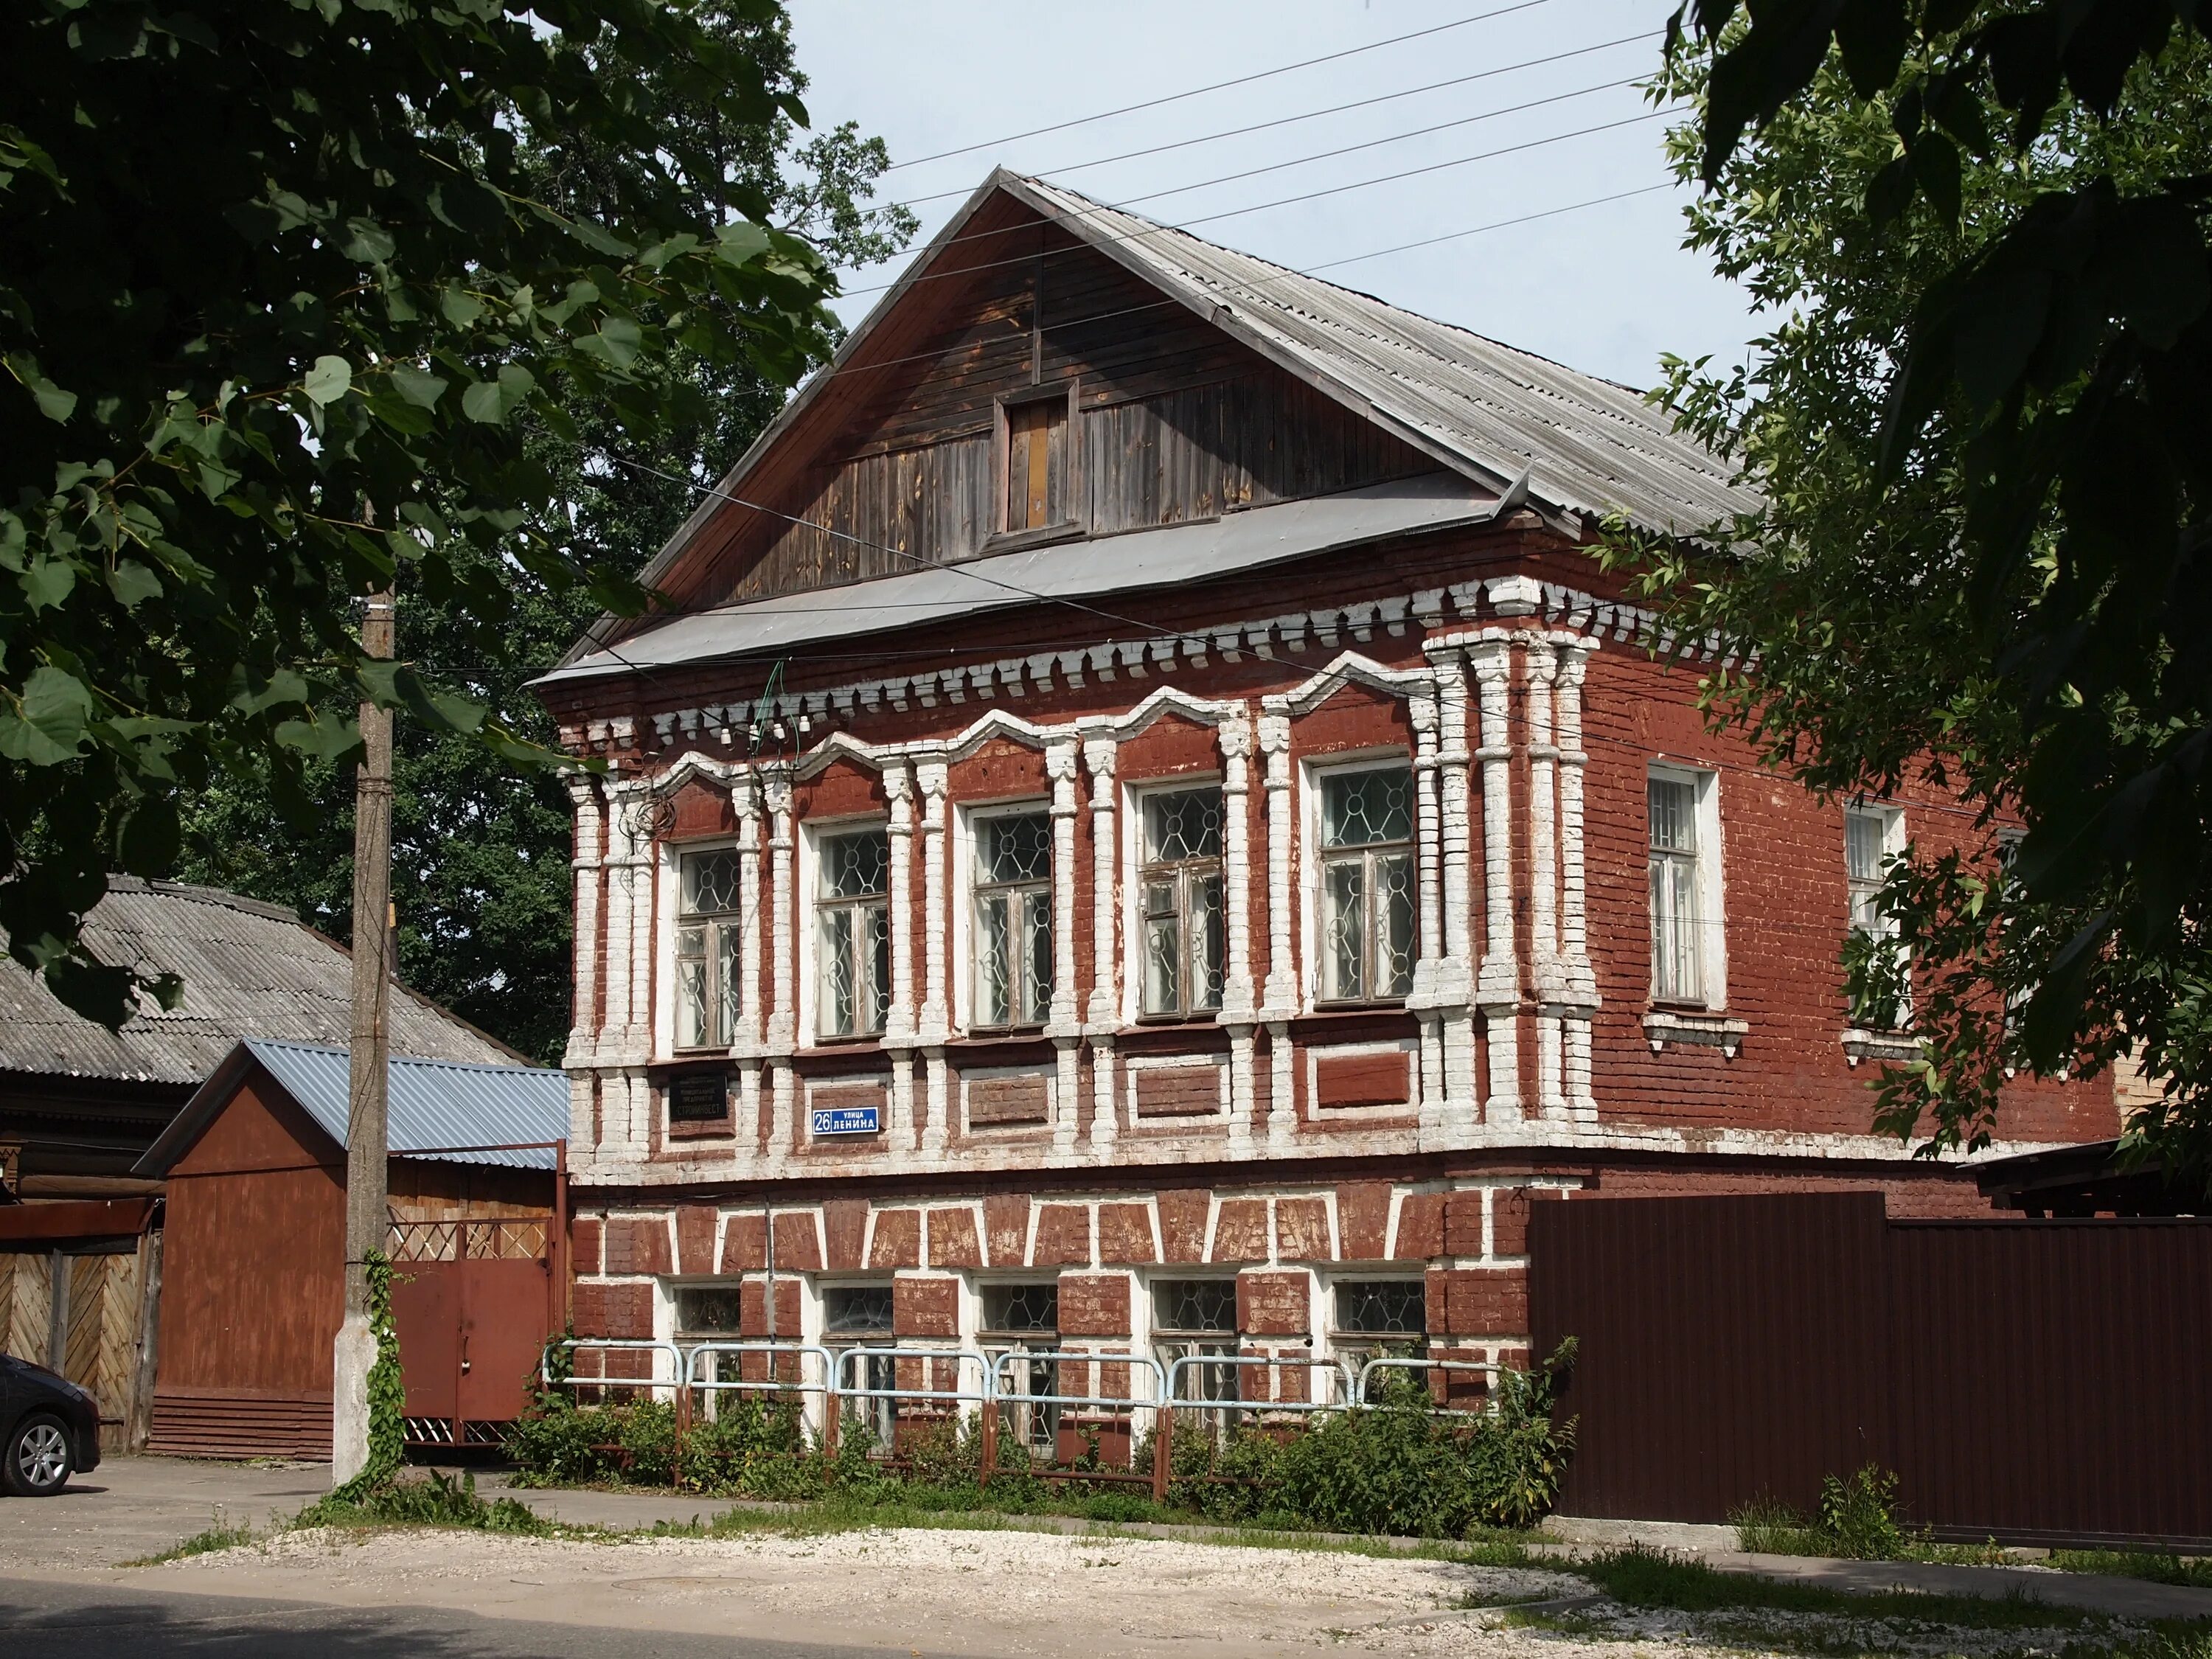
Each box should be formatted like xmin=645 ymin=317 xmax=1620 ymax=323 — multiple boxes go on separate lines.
xmin=1150 ymin=1276 xmax=1238 ymax=1428
xmin=823 ymin=1282 xmax=897 ymax=1446
xmin=1329 ymin=1277 xmax=1426 ymax=1401
xmin=981 ymin=1281 xmax=1060 ymax=1457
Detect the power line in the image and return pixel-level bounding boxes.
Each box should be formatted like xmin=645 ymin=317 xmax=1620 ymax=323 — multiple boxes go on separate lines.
xmin=880 ymin=0 xmax=1565 ymax=174
xmin=1304 ymin=181 xmax=1674 ymax=274
xmin=879 ymin=28 xmax=1664 ymax=215
xmin=835 ymin=106 xmax=1674 ymax=301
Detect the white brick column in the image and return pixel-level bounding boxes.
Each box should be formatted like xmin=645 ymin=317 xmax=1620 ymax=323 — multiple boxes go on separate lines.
xmin=1423 ymin=646 xmax=1479 ymax=1131
xmin=916 ymin=755 xmax=951 ymax=1155
xmin=1467 ymin=636 xmax=1523 ymax=1124
xmin=563 ymin=774 xmax=605 ymax=1173
xmin=883 ymin=759 xmax=919 ymax=1148
xmin=1217 ymin=712 xmax=1258 ymax=1155
xmin=1256 ymin=714 xmax=1298 ymax=1147
xmin=1553 ymin=636 xmax=1599 ymax=1121
xmin=1082 ymin=734 xmax=1119 ymax=1152
xmin=731 ymin=771 xmax=767 ymax=1156
xmin=1527 ymin=643 xmax=1566 ymax=1119
xmin=563 ymin=774 xmax=605 ymax=1070
xmin=1046 ymin=739 xmax=1082 ymax=1156
xmin=764 ymin=766 xmax=796 ymax=1166
xmin=1407 ymin=690 xmax=1446 ymax=1132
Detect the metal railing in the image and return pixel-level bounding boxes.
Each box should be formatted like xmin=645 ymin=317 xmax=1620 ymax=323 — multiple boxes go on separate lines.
xmin=1356 ymin=1355 xmax=1503 ymax=1414
xmin=536 ymin=1338 xmax=1475 ymax=1501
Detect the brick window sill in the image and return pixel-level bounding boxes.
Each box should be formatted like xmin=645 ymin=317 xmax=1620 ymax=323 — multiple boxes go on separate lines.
xmin=1841 ymin=1029 xmax=1920 ymax=1068
xmin=1642 ymin=1009 xmax=1750 ymax=1059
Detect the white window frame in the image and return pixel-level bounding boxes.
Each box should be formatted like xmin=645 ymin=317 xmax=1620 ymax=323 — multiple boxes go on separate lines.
xmin=1646 ymin=763 xmax=1727 ymax=1011
xmin=1122 ymin=775 xmax=1227 ymax=1025
xmin=802 ymin=815 xmax=893 ymax=1046
xmin=1845 ymin=802 xmax=1909 ymax=1029
xmin=954 ymin=798 xmax=1054 ymax=1037
xmin=1300 ymin=752 xmax=1419 ymax=1013
xmin=658 ymin=838 xmax=744 ymax=1060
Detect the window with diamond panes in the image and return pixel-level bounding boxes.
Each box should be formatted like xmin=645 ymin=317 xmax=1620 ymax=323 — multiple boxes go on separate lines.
xmin=973 ymin=810 xmax=1052 ymax=1029
xmin=981 ymin=1281 xmax=1060 ymax=1454
xmin=822 ymin=1286 xmax=896 ymax=1444
xmin=675 ymin=849 xmax=744 ymax=1049
xmin=1846 ymin=806 xmax=1907 ymax=1029
xmin=1648 ymin=774 xmax=1703 ymax=1004
xmin=1318 ymin=767 xmax=1416 ymax=1004
xmin=1332 ymin=1279 xmax=1426 ymax=1336
xmin=1150 ymin=1279 xmax=1238 ymax=1411
xmin=817 ymin=827 xmax=891 ymax=1039
xmin=1139 ymin=787 xmax=1225 ymax=1019
xmin=823 ymin=1284 xmax=894 ymax=1335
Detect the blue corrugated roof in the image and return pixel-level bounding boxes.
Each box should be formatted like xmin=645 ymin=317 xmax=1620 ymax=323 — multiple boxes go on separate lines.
xmin=243 ymin=1038 xmax=567 ymax=1170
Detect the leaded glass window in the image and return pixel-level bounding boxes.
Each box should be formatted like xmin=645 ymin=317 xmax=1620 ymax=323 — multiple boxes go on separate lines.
xmin=1139 ymin=786 xmax=1225 ymax=1019
xmin=1648 ymin=774 xmax=1703 ymax=1004
xmin=1332 ymin=1279 xmax=1425 ymax=1336
xmin=817 ymin=827 xmax=891 ymax=1039
xmin=675 ymin=848 xmax=743 ymax=1049
xmin=973 ymin=810 xmax=1051 ymax=1030
xmin=1151 ymin=1278 xmax=1238 ymax=1413
xmin=1317 ymin=767 xmax=1415 ymax=1004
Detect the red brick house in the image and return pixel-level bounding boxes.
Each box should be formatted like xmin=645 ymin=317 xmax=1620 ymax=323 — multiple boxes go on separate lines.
xmin=531 ymin=172 xmax=2121 ymax=1414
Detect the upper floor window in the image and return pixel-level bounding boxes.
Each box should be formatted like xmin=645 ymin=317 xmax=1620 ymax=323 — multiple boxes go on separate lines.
xmin=818 ymin=827 xmax=891 ymax=1040
xmin=1318 ymin=765 xmax=1415 ymax=1005
xmin=1000 ymin=386 xmax=1074 ymax=534
xmin=974 ymin=810 xmax=1052 ymax=1030
xmin=1648 ymin=771 xmax=1709 ymax=1005
xmin=675 ymin=848 xmax=742 ymax=1049
xmin=1846 ymin=804 xmax=1907 ymax=1029
xmin=1139 ymin=786 xmax=1225 ymax=1019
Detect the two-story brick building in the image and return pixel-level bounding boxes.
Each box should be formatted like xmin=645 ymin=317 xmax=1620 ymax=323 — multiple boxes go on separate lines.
xmin=531 ymin=172 xmax=2121 ymax=1420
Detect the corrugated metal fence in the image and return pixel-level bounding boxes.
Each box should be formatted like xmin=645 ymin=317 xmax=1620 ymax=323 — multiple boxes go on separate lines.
xmin=1530 ymin=1193 xmax=2212 ymax=1547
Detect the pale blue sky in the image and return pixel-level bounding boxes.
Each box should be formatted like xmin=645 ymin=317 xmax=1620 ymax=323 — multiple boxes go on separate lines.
xmin=788 ymin=0 xmax=1759 ymax=394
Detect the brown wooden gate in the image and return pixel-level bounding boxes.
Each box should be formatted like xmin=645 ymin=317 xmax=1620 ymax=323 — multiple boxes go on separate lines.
xmin=389 ymin=1217 xmax=557 ymax=1447
xmin=1530 ymin=1193 xmax=2212 ymax=1548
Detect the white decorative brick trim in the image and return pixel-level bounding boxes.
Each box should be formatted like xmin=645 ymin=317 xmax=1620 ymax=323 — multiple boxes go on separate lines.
xmin=1842 ymin=1029 xmax=1921 ymax=1068
xmin=1643 ymin=1010 xmax=1750 ymax=1059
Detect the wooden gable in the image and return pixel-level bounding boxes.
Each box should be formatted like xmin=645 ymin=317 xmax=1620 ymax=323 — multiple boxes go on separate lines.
xmin=651 ymin=189 xmax=1436 ymax=615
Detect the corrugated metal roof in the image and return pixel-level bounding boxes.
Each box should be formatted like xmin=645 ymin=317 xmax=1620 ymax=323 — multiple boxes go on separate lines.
xmin=251 ymin=1039 xmax=565 ymax=1170
xmin=541 ymin=472 xmax=1500 ymax=683
xmin=1004 ymin=174 xmax=1758 ymax=537
xmin=0 ymin=878 xmax=521 ymax=1085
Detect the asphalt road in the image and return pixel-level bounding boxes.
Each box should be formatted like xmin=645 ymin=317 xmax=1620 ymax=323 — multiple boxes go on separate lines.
xmin=0 ymin=1576 xmax=929 ymax=1659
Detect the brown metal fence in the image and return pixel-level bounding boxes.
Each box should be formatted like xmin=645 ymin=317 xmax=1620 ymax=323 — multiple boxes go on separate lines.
xmin=1529 ymin=1193 xmax=2212 ymax=1548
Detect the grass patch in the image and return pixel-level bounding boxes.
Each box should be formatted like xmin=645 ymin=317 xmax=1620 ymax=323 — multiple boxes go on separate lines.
xmin=2051 ymin=1552 xmax=2212 ymax=1590
xmin=1570 ymin=1545 xmax=2103 ymax=1630
xmin=124 ymin=1510 xmax=256 ymax=1566
xmin=294 ymin=1470 xmax=556 ymax=1537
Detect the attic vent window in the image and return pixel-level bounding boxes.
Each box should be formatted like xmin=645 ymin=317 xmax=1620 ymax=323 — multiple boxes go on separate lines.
xmin=996 ymin=382 xmax=1080 ymax=540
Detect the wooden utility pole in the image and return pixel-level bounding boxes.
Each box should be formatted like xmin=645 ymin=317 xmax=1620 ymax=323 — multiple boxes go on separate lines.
xmin=333 ymin=585 xmax=395 ymax=1484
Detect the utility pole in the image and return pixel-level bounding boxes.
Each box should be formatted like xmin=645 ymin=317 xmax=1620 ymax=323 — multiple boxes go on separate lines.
xmin=333 ymin=585 xmax=395 ymax=1485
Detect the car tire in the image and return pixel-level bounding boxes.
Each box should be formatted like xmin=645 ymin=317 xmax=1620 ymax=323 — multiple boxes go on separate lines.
xmin=3 ymin=1413 xmax=74 ymax=1497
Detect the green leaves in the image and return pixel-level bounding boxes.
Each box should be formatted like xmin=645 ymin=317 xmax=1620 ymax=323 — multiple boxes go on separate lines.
xmin=460 ymin=362 xmax=535 ymax=425
xmin=302 ymin=354 xmax=352 ymax=405
xmin=6 ymin=351 xmax=76 ymax=422
xmin=0 ymin=664 xmax=94 ymax=763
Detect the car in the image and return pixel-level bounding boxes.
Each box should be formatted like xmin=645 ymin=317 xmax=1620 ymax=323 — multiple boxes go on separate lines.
xmin=1 ymin=1352 xmax=101 ymax=1496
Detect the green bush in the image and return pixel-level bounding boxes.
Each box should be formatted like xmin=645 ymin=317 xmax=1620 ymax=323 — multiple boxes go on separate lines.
xmin=1817 ymin=1464 xmax=1907 ymax=1560
xmin=505 ymin=1343 xmax=1580 ymax=1541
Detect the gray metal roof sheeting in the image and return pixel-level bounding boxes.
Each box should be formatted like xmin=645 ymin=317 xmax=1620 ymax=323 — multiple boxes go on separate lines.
xmin=1004 ymin=174 xmax=1759 ymax=537
xmin=543 ymin=472 xmax=1500 ymax=683
xmin=136 ymin=1038 xmax=568 ymax=1175
xmin=0 ymin=878 xmax=521 ymax=1085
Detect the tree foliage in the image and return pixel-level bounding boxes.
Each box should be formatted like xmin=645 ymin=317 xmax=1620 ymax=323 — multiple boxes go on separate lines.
xmin=162 ymin=10 xmax=913 ymax=1062
xmin=0 ymin=0 xmax=849 ymax=1028
xmin=1622 ymin=3 xmax=2211 ymax=1183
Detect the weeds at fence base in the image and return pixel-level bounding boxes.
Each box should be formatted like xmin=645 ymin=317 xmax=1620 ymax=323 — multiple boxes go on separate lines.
xmin=296 ymin=1469 xmax=551 ymax=1536
xmin=1731 ymin=1466 xmax=2010 ymax=1565
xmin=2050 ymin=1552 xmax=2212 ymax=1590
xmin=124 ymin=1509 xmax=257 ymax=1566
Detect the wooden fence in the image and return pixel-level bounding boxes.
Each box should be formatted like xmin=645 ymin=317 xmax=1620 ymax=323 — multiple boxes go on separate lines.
xmin=1530 ymin=1192 xmax=2212 ymax=1548
xmin=0 ymin=1235 xmax=161 ymax=1453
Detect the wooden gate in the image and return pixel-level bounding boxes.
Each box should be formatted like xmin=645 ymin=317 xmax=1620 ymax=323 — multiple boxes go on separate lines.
xmin=0 ymin=1209 xmax=162 ymax=1454
xmin=388 ymin=1217 xmax=557 ymax=1447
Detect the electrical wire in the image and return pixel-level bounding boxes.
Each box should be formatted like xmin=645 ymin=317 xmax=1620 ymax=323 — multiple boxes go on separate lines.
xmin=879 ymin=28 xmax=1665 ymax=215
xmin=879 ymin=0 xmax=1565 ymax=174
xmin=833 ymin=105 xmax=1674 ymax=300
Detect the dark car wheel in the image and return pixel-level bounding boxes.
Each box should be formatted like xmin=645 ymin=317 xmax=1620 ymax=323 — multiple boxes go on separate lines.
xmin=3 ymin=1413 xmax=73 ymax=1497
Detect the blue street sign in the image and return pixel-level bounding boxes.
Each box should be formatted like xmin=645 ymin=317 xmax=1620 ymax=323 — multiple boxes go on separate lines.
xmin=810 ymin=1105 xmax=880 ymax=1136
